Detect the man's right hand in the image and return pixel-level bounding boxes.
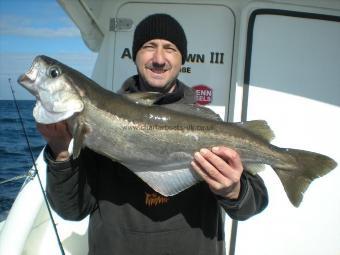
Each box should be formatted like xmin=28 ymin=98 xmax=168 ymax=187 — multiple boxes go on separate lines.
xmin=36 ymin=121 xmax=72 ymax=161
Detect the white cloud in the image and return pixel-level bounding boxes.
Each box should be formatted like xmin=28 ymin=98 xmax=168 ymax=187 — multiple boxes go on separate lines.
xmin=3 ymin=26 xmax=80 ymax=37
xmin=0 ymin=14 xmax=80 ymax=38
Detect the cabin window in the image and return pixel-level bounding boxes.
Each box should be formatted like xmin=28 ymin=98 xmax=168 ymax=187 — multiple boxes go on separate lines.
xmin=244 ymin=10 xmax=340 ymax=113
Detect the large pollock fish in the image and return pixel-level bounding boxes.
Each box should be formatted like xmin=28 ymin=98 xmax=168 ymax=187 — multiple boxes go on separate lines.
xmin=18 ymin=55 xmax=337 ymax=207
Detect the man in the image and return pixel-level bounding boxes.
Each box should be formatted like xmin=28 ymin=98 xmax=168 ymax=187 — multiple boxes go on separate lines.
xmin=40 ymin=14 xmax=268 ymax=255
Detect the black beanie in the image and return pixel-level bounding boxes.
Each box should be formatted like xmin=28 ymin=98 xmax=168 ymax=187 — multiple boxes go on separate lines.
xmin=132 ymin=14 xmax=187 ymax=64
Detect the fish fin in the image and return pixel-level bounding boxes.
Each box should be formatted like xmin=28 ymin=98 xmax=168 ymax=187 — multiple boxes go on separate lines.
xmin=123 ymin=159 xmax=202 ymax=196
xmin=162 ymin=103 xmax=222 ymax=121
xmin=124 ymin=92 xmax=221 ymax=121
xmin=123 ymin=92 xmax=163 ymax=105
xmin=72 ymin=121 xmax=88 ymax=159
xmin=244 ymin=163 xmax=266 ymax=175
xmin=274 ymin=149 xmax=337 ymax=207
xmin=236 ymin=120 xmax=275 ymax=142
xmin=134 ymin=168 xmax=201 ymax=196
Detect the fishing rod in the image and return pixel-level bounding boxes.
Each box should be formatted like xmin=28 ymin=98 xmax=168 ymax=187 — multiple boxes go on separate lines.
xmin=8 ymin=78 xmax=66 ymax=255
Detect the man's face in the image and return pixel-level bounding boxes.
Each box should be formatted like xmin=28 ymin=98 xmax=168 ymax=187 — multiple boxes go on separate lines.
xmin=135 ymin=39 xmax=182 ymax=91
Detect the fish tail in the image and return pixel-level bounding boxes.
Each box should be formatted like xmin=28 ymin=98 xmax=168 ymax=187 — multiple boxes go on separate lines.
xmin=273 ymin=149 xmax=337 ymax=207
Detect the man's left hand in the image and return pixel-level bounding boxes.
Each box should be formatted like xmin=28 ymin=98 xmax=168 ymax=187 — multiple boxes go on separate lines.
xmin=191 ymin=146 xmax=243 ymax=200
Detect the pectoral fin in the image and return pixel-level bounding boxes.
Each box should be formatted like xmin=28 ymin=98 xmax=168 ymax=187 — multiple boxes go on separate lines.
xmin=72 ymin=120 xmax=89 ymax=159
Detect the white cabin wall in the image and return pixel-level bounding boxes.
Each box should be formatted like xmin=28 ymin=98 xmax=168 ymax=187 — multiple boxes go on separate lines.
xmin=233 ymin=2 xmax=340 ymax=255
xmin=90 ymin=0 xmax=120 ymax=90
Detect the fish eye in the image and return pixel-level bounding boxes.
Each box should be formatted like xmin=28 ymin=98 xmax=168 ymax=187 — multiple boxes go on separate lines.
xmin=48 ymin=66 xmax=61 ymax=78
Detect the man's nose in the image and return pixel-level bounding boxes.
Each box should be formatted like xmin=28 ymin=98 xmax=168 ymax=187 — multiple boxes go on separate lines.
xmin=152 ymin=48 xmax=166 ymax=64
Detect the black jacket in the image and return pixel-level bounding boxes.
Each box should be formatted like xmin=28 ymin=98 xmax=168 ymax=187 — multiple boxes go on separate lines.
xmin=46 ymin=76 xmax=268 ymax=255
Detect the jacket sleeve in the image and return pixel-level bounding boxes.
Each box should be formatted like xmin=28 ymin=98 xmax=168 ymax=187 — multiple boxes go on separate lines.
xmin=217 ymin=172 xmax=268 ymax=221
xmin=45 ymin=146 xmax=98 ymax=221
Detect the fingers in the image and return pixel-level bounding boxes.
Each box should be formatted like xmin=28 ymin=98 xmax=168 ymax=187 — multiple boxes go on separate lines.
xmin=36 ymin=121 xmax=72 ymax=140
xmin=193 ymin=149 xmax=229 ymax=180
xmin=191 ymin=151 xmax=224 ymax=187
xmin=191 ymin=146 xmax=243 ymax=199
xmin=193 ymin=147 xmax=242 ymax=180
xmin=36 ymin=121 xmax=72 ymax=160
xmin=211 ymin=146 xmax=243 ymax=173
xmin=192 ymin=149 xmax=223 ymax=183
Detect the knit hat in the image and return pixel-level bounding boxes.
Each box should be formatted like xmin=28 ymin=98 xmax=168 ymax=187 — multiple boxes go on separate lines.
xmin=132 ymin=14 xmax=187 ymax=64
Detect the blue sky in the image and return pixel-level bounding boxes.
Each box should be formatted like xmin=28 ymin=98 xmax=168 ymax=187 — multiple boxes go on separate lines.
xmin=0 ymin=0 xmax=97 ymax=99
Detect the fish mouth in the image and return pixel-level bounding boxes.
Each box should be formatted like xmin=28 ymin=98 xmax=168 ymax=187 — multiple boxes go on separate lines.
xmin=17 ymin=59 xmax=41 ymax=96
xmin=18 ymin=73 xmax=34 ymax=87
xmin=18 ymin=62 xmax=38 ymax=86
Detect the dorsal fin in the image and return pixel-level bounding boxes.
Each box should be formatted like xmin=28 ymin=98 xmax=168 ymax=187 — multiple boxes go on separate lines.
xmin=162 ymin=103 xmax=221 ymax=121
xmin=236 ymin=120 xmax=275 ymax=142
xmin=124 ymin=92 xmax=221 ymax=121
xmin=123 ymin=92 xmax=163 ymax=105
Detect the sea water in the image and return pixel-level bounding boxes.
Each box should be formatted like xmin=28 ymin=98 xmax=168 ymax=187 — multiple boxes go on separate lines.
xmin=0 ymin=100 xmax=44 ymax=221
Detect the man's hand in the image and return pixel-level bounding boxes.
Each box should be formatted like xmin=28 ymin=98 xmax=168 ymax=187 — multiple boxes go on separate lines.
xmin=36 ymin=121 xmax=72 ymax=161
xmin=191 ymin=146 xmax=243 ymax=200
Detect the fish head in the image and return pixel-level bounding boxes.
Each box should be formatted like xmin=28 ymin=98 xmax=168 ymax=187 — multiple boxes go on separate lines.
xmin=18 ymin=55 xmax=84 ymax=124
